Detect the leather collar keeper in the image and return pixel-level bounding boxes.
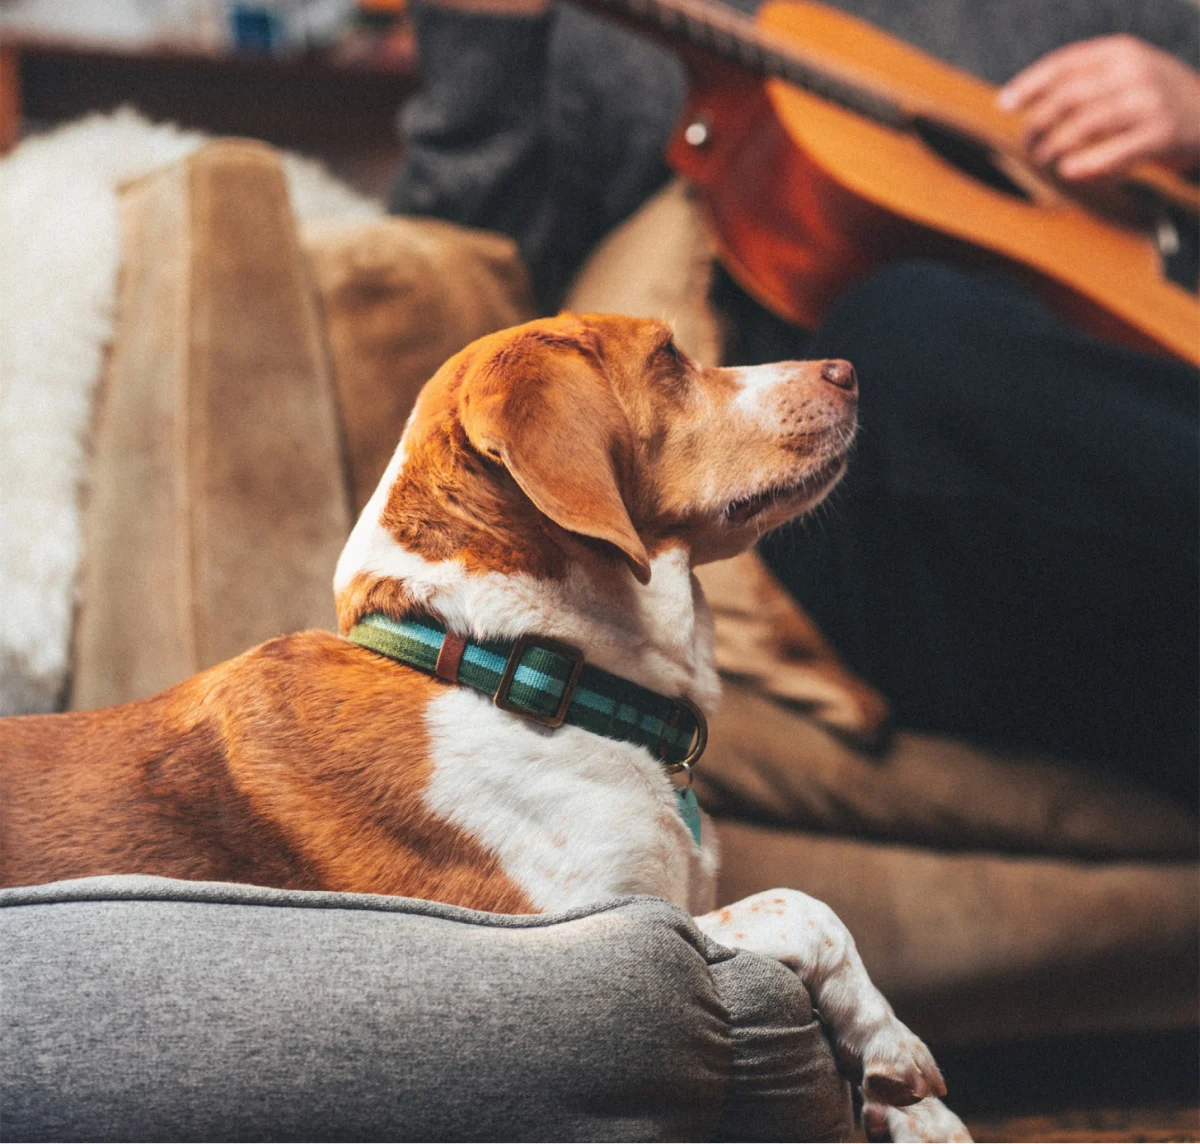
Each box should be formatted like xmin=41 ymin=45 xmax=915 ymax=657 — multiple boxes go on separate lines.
xmin=348 ymin=613 xmax=707 ymax=772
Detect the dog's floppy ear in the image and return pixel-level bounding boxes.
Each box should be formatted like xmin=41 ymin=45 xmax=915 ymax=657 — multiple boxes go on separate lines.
xmin=459 ymin=329 xmax=652 ymax=585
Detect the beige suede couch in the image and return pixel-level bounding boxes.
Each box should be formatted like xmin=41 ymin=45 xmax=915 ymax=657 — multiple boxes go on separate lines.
xmin=72 ymin=140 xmax=1197 ymax=1049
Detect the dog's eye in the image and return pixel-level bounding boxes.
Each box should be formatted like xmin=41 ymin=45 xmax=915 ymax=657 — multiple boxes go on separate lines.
xmin=659 ymin=339 xmax=683 ymax=365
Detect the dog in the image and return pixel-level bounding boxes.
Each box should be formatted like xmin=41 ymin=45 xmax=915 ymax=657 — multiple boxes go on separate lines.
xmin=1 ymin=313 xmax=968 ymax=1142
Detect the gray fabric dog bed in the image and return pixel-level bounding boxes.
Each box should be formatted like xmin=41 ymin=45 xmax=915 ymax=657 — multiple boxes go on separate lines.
xmin=0 ymin=876 xmax=851 ymax=1142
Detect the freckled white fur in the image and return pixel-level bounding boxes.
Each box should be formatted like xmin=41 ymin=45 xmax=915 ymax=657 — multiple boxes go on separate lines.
xmin=695 ymin=889 xmax=960 ymax=1134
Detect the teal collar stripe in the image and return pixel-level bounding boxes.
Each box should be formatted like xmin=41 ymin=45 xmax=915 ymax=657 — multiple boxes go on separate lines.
xmin=349 ymin=613 xmax=706 ymax=770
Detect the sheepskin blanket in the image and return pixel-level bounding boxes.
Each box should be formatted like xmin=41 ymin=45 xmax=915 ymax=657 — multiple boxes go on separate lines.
xmin=0 ymin=110 xmax=381 ymax=715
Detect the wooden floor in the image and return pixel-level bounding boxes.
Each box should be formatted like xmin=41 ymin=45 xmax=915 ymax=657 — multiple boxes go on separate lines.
xmin=969 ymin=1106 xmax=1200 ymax=1142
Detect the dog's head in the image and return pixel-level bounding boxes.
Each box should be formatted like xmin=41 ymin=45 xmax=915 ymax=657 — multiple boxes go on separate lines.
xmin=335 ymin=313 xmax=856 ymax=629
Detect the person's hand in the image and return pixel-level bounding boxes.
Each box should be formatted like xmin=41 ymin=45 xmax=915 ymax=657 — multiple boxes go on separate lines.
xmin=424 ymin=0 xmax=551 ymax=14
xmin=998 ymin=35 xmax=1200 ymax=179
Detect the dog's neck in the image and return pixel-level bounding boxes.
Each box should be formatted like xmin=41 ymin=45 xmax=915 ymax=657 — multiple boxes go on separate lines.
xmin=334 ymin=452 xmax=721 ymax=713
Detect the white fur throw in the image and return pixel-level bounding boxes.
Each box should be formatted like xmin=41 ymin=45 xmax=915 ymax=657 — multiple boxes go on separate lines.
xmin=0 ymin=109 xmax=381 ymax=715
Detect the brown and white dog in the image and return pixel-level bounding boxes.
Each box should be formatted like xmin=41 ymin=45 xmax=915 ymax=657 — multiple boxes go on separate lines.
xmin=1 ymin=313 xmax=968 ymax=1143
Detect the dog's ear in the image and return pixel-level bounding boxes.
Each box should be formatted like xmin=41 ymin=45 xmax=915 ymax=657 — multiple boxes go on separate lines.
xmin=459 ymin=329 xmax=652 ymax=585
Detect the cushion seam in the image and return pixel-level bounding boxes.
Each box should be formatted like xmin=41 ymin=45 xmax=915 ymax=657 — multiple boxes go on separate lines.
xmin=0 ymin=881 xmax=708 ymax=934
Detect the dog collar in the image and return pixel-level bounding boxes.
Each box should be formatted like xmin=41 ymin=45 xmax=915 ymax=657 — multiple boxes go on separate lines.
xmin=348 ymin=613 xmax=707 ymax=772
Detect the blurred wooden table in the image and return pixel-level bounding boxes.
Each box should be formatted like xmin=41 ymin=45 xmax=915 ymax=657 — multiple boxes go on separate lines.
xmin=0 ymin=33 xmax=418 ymax=195
xmin=968 ymin=1105 xmax=1200 ymax=1142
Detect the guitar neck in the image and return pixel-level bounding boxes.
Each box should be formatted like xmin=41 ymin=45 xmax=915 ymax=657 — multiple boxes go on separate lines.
xmin=577 ymin=0 xmax=906 ymax=128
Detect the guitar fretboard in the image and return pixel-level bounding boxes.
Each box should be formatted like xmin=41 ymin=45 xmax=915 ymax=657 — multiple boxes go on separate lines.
xmin=581 ymin=0 xmax=906 ymax=128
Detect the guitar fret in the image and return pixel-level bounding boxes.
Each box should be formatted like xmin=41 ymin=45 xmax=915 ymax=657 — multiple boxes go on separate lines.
xmin=777 ymin=57 xmax=906 ymax=127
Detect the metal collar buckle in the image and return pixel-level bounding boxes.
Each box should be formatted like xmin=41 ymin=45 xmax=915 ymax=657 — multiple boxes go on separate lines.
xmin=663 ymin=697 xmax=708 ymax=774
xmin=493 ymin=634 xmax=586 ymax=728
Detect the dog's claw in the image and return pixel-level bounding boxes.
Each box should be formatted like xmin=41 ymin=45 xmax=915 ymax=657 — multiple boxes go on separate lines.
xmin=862 ymin=1097 xmax=973 ymax=1143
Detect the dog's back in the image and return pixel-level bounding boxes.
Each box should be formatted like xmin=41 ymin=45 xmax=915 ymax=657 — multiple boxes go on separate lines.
xmin=1 ymin=630 xmax=539 ymax=910
xmin=2 ymin=639 xmax=309 ymax=890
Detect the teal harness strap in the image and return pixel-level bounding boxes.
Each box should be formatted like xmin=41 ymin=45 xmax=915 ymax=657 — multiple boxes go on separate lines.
xmin=348 ymin=613 xmax=707 ymax=771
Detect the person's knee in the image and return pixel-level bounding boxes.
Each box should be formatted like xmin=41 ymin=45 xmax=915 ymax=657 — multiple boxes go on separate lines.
xmin=815 ymin=260 xmax=993 ymax=355
xmin=836 ymin=259 xmax=976 ymax=318
xmin=807 ymin=261 xmax=984 ymax=415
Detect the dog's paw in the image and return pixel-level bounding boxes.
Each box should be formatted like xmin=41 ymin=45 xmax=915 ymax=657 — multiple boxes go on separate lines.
xmin=857 ymin=1023 xmax=946 ymax=1107
xmin=863 ymin=1097 xmax=972 ymax=1143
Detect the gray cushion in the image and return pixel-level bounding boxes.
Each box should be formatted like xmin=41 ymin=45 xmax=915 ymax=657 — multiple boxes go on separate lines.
xmin=0 ymin=877 xmax=851 ymax=1142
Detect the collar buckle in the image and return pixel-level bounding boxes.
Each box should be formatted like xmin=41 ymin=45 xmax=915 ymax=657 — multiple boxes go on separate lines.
xmin=493 ymin=634 xmax=586 ymax=728
xmin=665 ymin=697 xmax=708 ymax=773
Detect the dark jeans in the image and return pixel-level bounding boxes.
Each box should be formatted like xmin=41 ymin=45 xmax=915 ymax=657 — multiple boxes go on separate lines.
xmin=734 ymin=261 xmax=1199 ymax=805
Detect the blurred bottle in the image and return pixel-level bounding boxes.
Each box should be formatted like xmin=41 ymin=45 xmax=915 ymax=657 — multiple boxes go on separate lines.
xmin=228 ymin=1 xmax=287 ymax=53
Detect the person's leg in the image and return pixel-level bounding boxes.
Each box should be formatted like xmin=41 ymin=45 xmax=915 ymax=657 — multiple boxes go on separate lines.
xmin=758 ymin=260 xmax=1198 ymax=804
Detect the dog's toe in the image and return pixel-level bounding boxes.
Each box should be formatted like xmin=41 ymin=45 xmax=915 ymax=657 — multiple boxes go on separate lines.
xmin=864 ymin=1072 xmax=927 ymax=1107
xmin=862 ymin=1097 xmax=973 ymax=1143
xmin=861 ymin=1029 xmax=947 ymax=1106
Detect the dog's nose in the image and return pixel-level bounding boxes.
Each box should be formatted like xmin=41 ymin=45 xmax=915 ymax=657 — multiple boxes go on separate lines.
xmin=820 ymin=359 xmax=857 ymax=392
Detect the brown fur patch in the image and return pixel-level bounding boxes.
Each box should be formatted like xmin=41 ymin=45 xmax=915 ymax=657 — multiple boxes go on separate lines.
xmin=336 ymin=572 xmax=423 ymax=637
xmin=379 ymin=340 xmax=569 ymax=582
xmin=0 ymin=632 xmax=533 ymax=913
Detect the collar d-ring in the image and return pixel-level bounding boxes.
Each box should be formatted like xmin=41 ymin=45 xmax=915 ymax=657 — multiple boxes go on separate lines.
xmin=666 ymin=697 xmax=707 ymax=775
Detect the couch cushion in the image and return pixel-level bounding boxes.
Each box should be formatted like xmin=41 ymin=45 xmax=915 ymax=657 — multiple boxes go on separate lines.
xmin=713 ymin=819 xmax=1200 ymax=1045
xmin=696 ymin=552 xmax=890 ymax=745
xmin=0 ymin=876 xmax=851 ymax=1143
xmin=70 ymin=141 xmax=351 ymax=711
xmin=564 ymin=178 xmax=723 ymax=368
xmin=698 ymin=682 xmax=1198 ymax=860
xmin=303 ymin=216 xmax=536 ymax=514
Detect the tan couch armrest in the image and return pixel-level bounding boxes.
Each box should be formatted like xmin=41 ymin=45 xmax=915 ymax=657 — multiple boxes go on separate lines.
xmin=72 ymin=141 xmax=350 ymax=710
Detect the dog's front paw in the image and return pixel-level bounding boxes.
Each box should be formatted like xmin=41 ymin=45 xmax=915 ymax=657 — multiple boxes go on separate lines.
xmin=863 ymin=1096 xmax=972 ymax=1143
xmin=853 ymin=1021 xmax=946 ymax=1107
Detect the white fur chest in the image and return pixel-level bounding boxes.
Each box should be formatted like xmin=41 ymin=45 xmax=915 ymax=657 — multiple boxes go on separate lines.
xmin=421 ymin=687 xmax=718 ymax=914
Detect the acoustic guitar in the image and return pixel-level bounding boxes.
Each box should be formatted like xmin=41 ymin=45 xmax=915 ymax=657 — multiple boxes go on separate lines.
xmin=575 ymin=0 xmax=1200 ymax=366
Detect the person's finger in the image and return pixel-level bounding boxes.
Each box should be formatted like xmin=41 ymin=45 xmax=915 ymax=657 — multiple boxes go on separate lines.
xmin=1030 ymin=89 xmax=1147 ymax=166
xmin=1057 ymin=123 xmax=1165 ymax=179
xmin=998 ymin=38 xmax=1116 ymax=110
xmin=1019 ymin=69 xmax=1125 ymax=146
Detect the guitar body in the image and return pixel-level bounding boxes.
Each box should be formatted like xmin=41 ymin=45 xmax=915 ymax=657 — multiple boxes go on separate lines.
xmin=666 ymin=0 xmax=1200 ymax=364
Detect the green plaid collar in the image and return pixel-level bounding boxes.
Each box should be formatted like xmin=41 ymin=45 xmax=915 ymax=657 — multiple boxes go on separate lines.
xmin=348 ymin=613 xmax=707 ymax=771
